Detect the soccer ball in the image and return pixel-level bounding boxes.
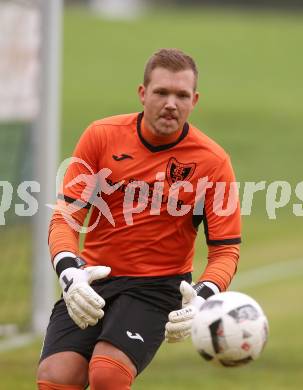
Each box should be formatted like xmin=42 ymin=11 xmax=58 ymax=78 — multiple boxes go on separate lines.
xmin=191 ymin=291 xmax=269 ymax=367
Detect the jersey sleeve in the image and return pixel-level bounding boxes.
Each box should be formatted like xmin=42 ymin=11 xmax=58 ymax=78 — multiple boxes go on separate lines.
xmin=60 ymin=123 xmax=101 ymax=206
xmin=198 ymin=244 xmax=240 ymax=291
xmin=48 ymin=123 xmax=101 ymax=260
xmin=48 ymin=207 xmax=87 ymax=259
xmin=196 ymin=155 xmax=241 ymax=290
xmin=202 ymin=156 xmax=241 ymax=245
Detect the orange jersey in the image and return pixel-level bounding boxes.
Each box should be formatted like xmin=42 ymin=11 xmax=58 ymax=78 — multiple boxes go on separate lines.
xmin=49 ymin=112 xmax=241 ymax=289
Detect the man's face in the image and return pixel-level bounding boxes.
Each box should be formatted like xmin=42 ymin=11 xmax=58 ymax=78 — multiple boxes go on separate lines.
xmin=138 ymin=67 xmax=199 ymax=136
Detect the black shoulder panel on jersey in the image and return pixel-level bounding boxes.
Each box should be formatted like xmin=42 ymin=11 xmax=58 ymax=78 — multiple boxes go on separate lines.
xmin=137 ymin=112 xmax=189 ymax=152
xmin=57 ymin=193 xmax=91 ymax=209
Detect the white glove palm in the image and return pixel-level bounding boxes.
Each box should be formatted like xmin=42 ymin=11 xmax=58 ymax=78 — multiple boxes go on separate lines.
xmin=165 ymin=281 xmax=205 ymax=343
xmin=59 ymin=266 xmax=111 ymax=330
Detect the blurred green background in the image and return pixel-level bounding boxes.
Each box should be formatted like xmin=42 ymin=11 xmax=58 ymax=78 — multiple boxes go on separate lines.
xmin=1 ymin=4 xmax=303 ymax=389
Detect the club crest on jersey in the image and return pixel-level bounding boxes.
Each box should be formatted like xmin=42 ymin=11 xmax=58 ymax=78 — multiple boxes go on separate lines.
xmin=166 ymin=157 xmax=196 ymax=186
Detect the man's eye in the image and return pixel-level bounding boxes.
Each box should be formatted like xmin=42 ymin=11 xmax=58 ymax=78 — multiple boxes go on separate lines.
xmin=156 ymin=91 xmax=167 ymax=96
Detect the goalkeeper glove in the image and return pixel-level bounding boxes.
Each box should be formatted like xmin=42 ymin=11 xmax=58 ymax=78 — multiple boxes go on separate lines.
xmin=165 ymin=280 xmax=219 ymax=343
xmin=54 ymin=252 xmax=111 ymax=330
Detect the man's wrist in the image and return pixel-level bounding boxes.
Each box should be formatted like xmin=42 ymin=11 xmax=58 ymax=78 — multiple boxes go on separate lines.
xmin=53 ymin=252 xmax=86 ymax=277
xmin=193 ymin=281 xmax=220 ymax=300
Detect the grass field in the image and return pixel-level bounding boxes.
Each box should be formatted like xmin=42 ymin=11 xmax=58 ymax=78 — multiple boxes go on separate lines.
xmin=1 ymin=5 xmax=303 ymax=389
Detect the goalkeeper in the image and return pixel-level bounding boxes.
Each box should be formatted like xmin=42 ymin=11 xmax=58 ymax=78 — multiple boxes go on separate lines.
xmin=37 ymin=48 xmax=241 ymax=390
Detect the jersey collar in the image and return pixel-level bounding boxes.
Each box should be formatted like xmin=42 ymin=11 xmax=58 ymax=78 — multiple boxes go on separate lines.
xmin=136 ymin=112 xmax=189 ymax=153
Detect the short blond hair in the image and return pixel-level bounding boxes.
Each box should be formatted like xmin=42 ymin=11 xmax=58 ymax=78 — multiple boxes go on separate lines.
xmin=143 ymin=48 xmax=198 ymax=90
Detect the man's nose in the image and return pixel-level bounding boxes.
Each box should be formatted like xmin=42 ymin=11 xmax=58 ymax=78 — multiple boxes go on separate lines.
xmin=164 ymin=95 xmax=177 ymax=109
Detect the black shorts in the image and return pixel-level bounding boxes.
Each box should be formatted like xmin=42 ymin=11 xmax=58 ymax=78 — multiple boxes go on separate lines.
xmin=40 ymin=273 xmax=191 ymax=374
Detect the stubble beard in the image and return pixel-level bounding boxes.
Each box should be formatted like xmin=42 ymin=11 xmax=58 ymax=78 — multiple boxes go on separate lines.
xmin=153 ymin=118 xmax=179 ymax=136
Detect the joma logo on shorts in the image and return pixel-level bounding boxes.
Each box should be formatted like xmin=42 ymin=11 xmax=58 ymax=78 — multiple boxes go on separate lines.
xmin=126 ymin=331 xmax=144 ymax=342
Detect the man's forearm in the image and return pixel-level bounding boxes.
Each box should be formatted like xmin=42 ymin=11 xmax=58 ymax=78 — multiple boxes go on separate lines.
xmin=48 ymin=206 xmax=87 ymax=260
xmin=198 ymin=244 xmax=240 ymax=291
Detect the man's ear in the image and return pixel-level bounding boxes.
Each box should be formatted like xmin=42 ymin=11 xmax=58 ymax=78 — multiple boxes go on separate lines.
xmin=138 ymin=84 xmax=145 ymax=105
xmin=192 ymin=91 xmax=200 ymax=107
